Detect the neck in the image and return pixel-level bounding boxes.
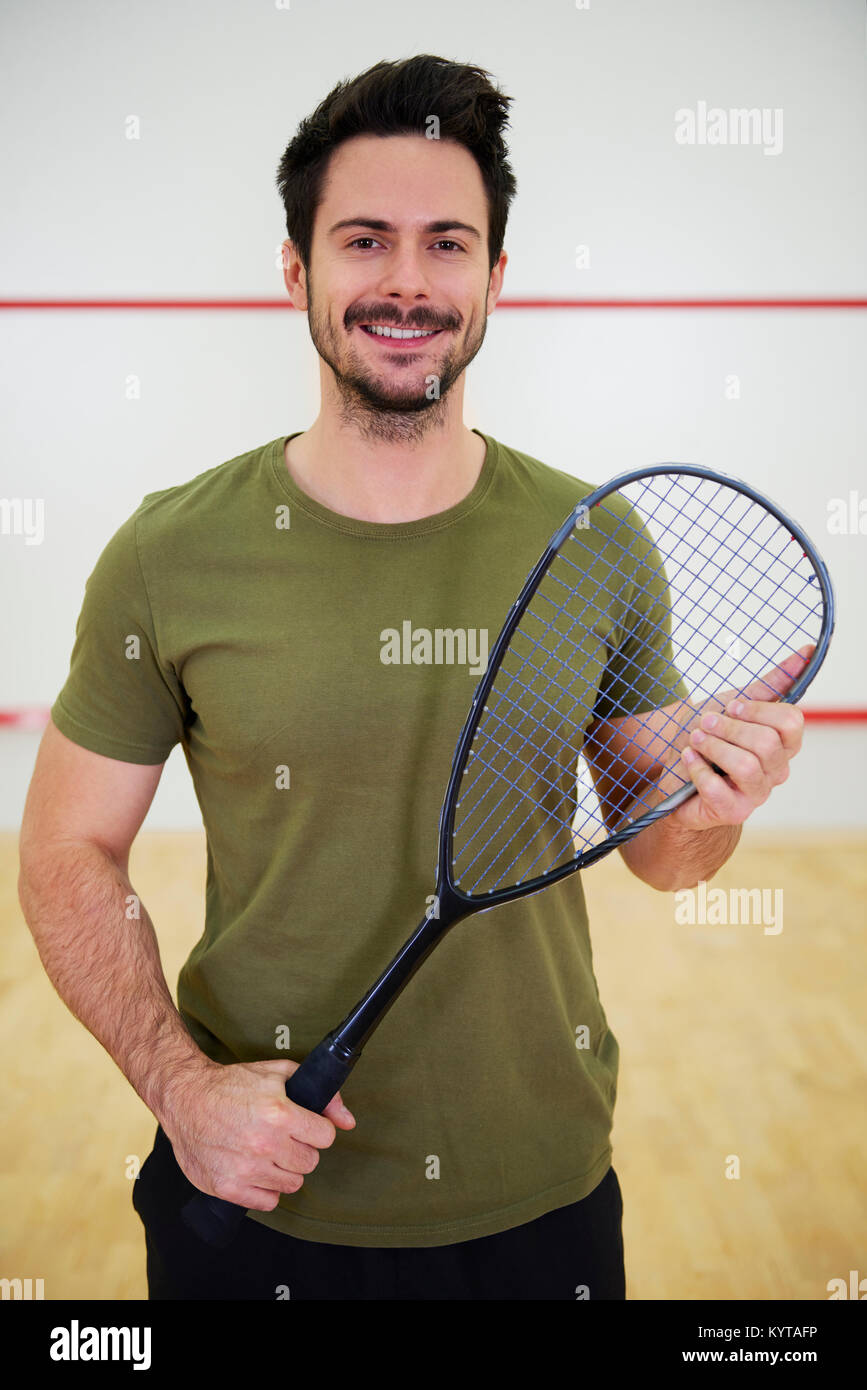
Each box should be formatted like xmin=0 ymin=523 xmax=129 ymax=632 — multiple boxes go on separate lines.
xmin=283 ymin=413 xmax=487 ymax=524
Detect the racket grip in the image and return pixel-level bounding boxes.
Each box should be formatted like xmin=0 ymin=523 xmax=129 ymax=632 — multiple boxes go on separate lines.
xmin=180 ymin=1033 xmax=358 ymax=1248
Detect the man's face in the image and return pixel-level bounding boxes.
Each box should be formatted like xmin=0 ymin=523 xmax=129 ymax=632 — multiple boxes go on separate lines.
xmin=287 ymin=133 xmax=505 ymax=420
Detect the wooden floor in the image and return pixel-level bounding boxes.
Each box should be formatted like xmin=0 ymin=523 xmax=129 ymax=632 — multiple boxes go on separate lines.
xmin=1 ymin=829 xmax=864 ymax=1301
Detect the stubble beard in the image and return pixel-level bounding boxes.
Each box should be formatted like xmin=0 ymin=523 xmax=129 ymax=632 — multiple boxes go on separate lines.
xmin=304 ymin=270 xmax=488 ymax=446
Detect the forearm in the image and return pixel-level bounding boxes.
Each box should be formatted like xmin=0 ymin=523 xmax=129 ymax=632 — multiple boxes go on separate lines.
xmin=618 ymin=814 xmax=741 ymax=892
xmin=18 ymin=840 xmax=210 ymax=1124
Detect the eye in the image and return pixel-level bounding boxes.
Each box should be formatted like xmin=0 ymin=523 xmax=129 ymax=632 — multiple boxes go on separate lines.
xmin=347 ymin=237 xmax=465 ymax=252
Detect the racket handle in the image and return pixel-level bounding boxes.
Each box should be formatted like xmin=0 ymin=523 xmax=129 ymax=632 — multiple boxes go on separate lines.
xmin=180 ymin=1033 xmax=357 ymax=1248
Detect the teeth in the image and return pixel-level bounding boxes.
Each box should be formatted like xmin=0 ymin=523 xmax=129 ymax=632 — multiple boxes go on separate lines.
xmin=362 ymin=325 xmax=438 ymax=339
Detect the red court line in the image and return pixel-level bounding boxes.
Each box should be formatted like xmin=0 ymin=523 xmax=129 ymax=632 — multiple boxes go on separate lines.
xmin=1 ymin=297 xmax=866 ymax=311
xmin=1 ymin=707 xmax=864 ymax=729
xmin=800 ymin=709 xmax=867 ymax=724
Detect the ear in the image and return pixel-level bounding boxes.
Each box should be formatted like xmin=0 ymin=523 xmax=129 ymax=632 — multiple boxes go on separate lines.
xmin=282 ymin=239 xmax=308 ymax=311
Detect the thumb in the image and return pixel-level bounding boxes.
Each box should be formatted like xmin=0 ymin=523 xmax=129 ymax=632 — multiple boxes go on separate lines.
xmin=260 ymin=1059 xmax=355 ymax=1124
xmin=323 ymin=1090 xmax=356 ymax=1128
xmin=738 ymin=644 xmax=814 ymax=703
xmin=254 ymin=1058 xmax=302 ymax=1080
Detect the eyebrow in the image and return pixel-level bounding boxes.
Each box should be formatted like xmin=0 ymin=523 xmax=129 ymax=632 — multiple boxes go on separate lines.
xmin=328 ymin=217 xmax=482 ymax=242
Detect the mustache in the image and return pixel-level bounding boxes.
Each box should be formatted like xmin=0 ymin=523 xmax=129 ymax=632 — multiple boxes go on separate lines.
xmin=347 ymin=307 xmax=460 ymax=332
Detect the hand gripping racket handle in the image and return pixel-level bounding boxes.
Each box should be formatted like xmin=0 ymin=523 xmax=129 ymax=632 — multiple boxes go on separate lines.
xmin=180 ymin=1033 xmax=357 ymax=1248
xmin=181 ymin=907 xmax=455 ymax=1247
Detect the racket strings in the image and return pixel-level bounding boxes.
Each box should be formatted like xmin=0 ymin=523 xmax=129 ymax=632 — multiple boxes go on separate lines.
xmin=554 ymin=481 xmax=816 ymax=671
xmin=453 ymin=516 xmax=693 ymax=881
xmin=549 ymin=520 xmax=818 ymax=708
xmin=624 ymin=484 xmax=817 ymax=636
xmin=450 ymin=472 xmax=825 ymax=897
xmin=470 ymin=469 xmax=817 ymax=789
xmin=454 ymin=561 xmax=680 ymax=890
xmin=455 ymin=483 xmax=706 ymax=832
xmin=462 ymin=468 xmax=792 ymax=790
xmin=456 ymin=601 xmax=691 ymax=890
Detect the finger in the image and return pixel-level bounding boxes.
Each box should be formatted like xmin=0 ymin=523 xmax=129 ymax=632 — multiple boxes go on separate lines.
xmin=738 ymin=644 xmax=814 ymax=703
xmin=693 ymin=710 xmax=789 ymax=775
xmin=247 ymin=1059 xmax=335 ymax=1142
xmin=261 ymin=1143 xmax=321 ymax=1185
xmin=260 ymin=1061 xmax=354 ymax=1129
xmin=724 ymin=698 xmax=805 ymax=753
xmin=687 ymin=731 xmax=769 ymax=800
xmin=681 ymin=746 xmax=752 ymax=823
xmin=284 ymin=1137 xmax=322 ymax=1174
xmin=222 ymin=1180 xmax=295 ymax=1211
xmin=253 ymin=1166 xmax=306 ymax=1197
xmin=323 ymin=1090 xmax=356 ymax=1130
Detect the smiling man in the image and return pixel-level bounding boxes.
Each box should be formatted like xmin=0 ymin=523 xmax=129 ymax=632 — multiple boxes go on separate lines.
xmin=19 ymin=54 xmax=806 ymax=1302
xmin=279 ymin=125 xmax=500 ymax=511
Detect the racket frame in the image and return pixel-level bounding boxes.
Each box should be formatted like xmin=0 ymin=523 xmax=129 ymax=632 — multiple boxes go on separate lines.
xmin=438 ymin=462 xmax=835 ymax=911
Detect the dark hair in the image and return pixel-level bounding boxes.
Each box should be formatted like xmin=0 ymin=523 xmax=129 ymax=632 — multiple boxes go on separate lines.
xmin=276 ymin=54 xmax=517 ymax=274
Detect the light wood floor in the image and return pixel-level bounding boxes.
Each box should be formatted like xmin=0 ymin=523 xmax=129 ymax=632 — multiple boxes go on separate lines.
xmin=1 ymin=829 xmax=864 ymax=1300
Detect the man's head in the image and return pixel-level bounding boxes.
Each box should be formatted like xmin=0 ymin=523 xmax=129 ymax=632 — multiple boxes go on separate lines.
xmin=276 ymin=55 xmax=517 ymax=439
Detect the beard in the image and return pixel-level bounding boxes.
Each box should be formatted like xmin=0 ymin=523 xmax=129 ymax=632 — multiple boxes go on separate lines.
xmin=303 ymin=269 xmax=488 ymax=445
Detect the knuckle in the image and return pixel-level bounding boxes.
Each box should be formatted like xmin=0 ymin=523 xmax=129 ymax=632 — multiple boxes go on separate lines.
xmin=248 ymin=1130 xmax=272 ymax=1158
xmin=292 ymin=1143 xmax=319 ymax=1174
xmin=216 ymin=1181 xmax=247 ymax=1205
xmin=309 ymin=1117 xmax=336 ymax=1149
xmin=247 ymin=1191 xmax=280 ymax=1212
xmin=700 ymin=774 xmax=723 ymax=804
xmin=320 ymin=1122 xmax=337 ymax=1149
xmin=757 ymin=730 xmax=779 ymax=760
xmin=734 ymin=752 xmax=758 ymax=782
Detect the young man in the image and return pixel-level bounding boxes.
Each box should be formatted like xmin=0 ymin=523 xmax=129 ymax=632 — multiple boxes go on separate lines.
xmin=18 ymin=54 xmax=806 ymax=1301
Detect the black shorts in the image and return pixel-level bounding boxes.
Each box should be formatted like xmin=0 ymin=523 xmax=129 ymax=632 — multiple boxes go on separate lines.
xmin=132 ymin=1125 xmax=626 ymax=1301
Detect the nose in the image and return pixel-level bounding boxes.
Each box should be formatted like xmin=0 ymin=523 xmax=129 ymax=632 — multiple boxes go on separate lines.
xmin=373 ymin=243 xmax=434 ymax=303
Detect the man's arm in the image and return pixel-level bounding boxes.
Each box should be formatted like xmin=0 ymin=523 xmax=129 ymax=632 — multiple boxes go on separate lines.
xmin=583 ymin=652 xmax=809 ymax=892
xmin=18 ymin=720 xmax=210 ymax=1118
xmin=17 ymin=719 xmax=354 ymax=1210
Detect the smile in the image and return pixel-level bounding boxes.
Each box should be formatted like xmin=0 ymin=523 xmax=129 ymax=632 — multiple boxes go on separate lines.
xmin=359 ymin=324 xmax=443 ymax=342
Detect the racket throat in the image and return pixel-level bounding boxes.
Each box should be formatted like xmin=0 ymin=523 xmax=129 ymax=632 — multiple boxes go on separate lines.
xmin=330 ymin=884 xmax=467 ymax=1055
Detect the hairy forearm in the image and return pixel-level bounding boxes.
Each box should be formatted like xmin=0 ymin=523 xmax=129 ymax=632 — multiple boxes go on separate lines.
xmin=18 ymin=841 xmax=210 ymax=1124
xmin=619 ymin=814 xmax=742 ymax=891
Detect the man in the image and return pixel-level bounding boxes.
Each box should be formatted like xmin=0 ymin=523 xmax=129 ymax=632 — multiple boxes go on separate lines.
xmin=18 ymin=54 xmax=805 ymax=1301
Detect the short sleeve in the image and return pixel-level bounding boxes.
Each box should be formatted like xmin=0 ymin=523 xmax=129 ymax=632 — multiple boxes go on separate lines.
xmin=50 ymin=510 xmax=189 ymax=763
xmin=592 ymin=528 xmax=690 ymax=721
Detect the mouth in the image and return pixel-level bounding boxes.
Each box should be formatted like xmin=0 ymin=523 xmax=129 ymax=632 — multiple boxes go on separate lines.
xmin=356 ymin=323 xmax=445 ymax=349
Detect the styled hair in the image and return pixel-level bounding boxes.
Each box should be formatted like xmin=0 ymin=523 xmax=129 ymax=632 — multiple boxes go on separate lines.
xmin=276 ymin=54 xmax=517 ymax=274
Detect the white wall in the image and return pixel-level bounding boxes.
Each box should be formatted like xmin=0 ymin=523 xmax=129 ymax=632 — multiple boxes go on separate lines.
xmin=1 ymin=0 xmax=864 ymax=828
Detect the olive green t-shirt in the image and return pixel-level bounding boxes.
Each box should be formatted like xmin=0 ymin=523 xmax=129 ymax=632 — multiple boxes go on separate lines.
xmin=51 ymin=429 xmax=674 ymax=1248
